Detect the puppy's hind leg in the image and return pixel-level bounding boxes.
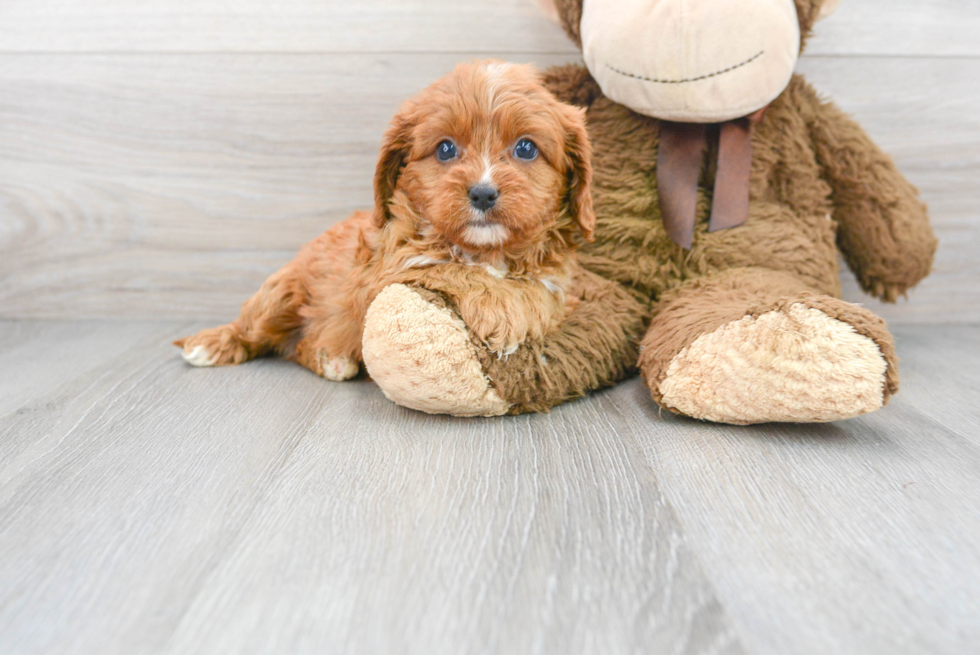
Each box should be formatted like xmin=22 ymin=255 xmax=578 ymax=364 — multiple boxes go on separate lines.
xmin=292 ymin=279 xmax=373 ymax=381
xmin=293 ymin=336 xmax=361 ymax=381
xmin=175 ymin=259 xmax=309 ymax=367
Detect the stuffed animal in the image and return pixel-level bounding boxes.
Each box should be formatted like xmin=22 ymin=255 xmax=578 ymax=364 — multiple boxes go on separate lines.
xmin=361 ymin=0 xmax=937 ymax=424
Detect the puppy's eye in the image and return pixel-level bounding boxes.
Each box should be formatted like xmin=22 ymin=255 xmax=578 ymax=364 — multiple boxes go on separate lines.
xmin=436 ymin=140 xmax=458 ymax=162
xmin=514 ymin=138 xmax=538 ymax=161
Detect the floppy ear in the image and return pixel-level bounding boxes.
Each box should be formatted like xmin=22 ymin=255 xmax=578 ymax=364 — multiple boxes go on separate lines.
xmin=560 ymin=105 xmax=595 ymax=242
xmin=373 ymin=107 xmax=417 ymax=226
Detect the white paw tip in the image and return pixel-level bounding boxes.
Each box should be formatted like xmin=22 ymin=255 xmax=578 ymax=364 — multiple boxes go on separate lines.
xmin=323 ymin=356 xmax=359 ymax=381
xmin=182 ymin=345 xmax=217 ymax=367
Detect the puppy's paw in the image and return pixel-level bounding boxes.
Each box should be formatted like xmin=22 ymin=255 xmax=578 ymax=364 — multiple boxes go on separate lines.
xmin=322 ymin=354 xmax=359 ymax=381
xmin=485 ymin=334 xmax=523 ymax=359
xmin=454 ymin=283 xmax=564 ymax=358
xmin=174 ymin=325 xmax=250 ymax=367
xmin=467 ymin=318 xmax=525 ymax=359
xmin=293 ymin=339 xmax=359 ymax=381
xmin=460 ymin=303 xmax=531 ymax=359
xmin=181 ymin=345 xmax=218 ymax=367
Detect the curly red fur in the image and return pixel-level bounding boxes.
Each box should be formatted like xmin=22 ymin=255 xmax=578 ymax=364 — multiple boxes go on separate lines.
xmin=175 ymin=60 xmax=594 ymax=377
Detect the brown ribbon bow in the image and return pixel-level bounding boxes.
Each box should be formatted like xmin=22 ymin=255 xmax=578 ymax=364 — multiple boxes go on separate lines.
xmin=657 ymin=107 xmax=767 ymax=250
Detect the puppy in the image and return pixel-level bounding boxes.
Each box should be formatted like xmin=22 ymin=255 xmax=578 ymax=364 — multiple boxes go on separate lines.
xmin=175 ymin=60 xmax=595 ymax=381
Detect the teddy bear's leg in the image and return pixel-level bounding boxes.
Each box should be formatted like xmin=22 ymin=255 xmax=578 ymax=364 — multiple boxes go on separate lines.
xmin=362 ymin=268 xmax=649 ymax=416
xmin=361 ymin=284 xmax=511 ymax=416
xmin=639 ymin=267 xmax=900 ymax=425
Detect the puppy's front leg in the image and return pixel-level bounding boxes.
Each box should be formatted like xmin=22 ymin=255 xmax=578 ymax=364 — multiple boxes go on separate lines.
xmin=455 ymin=281 xmax=564 ymax=357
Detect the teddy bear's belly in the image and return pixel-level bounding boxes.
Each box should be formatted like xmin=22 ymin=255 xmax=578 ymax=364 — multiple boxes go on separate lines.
xmin=581 ymin=197 xmax=841 ymax=301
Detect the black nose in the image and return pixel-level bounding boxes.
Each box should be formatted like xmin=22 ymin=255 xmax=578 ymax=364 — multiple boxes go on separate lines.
xmin=468 ymin=185 xmax=499 ymax=212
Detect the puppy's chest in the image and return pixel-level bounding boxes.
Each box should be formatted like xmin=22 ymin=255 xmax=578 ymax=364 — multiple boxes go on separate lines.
xmin=397 ymin=249 xmax=568 ymax=296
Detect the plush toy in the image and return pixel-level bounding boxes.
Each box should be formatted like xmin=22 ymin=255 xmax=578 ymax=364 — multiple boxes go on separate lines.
xmin=361 ymin=0 xmax=936 ymax=424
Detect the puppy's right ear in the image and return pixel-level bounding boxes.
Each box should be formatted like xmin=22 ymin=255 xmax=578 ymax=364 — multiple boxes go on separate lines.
xmin=373 ymin=108 xmax=417 ymax=226
xmin=560 ymin=104 xmax=596 ymax=242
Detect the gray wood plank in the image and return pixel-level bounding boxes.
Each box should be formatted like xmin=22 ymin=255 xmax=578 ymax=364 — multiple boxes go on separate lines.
xmin=0 ymin=327 xmax=348 ymax=655
xmin=601 ymin=328 xmax=980 ymax=654
xmin=0 ymin=0 xmax=574 ymax=55
xmin=0 ymin=320 xmax=178 ymax=417
xmin=797 ymin=58 xmax=980 ymax=324
xmin=0 ymin=0 xmax=975 ymax=56
xmin=886 ymin=325 xmax=980 ymax=442
xmin=1 ymin=55 xmax=975 ymax=323
xmin=0 ymin=321 xmax=743 ymax=655
xmin=806 ymin=0 xmax=980 ymax=57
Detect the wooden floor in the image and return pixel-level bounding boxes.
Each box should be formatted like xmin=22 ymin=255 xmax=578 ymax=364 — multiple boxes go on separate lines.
xmin=0 ymin=321 xmax=978 ymax=655
xmin=2 ymin=0 xmax=979 ymax=652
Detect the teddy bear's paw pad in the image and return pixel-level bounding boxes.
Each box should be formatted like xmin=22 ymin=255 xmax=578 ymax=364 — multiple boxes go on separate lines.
xmin=362 ymin=284 xmax=511 ymax=417
xmin=320 ymin=354 xmax=359 ymax=381
xmin=659 ymin=303 xmax=888 ymax=424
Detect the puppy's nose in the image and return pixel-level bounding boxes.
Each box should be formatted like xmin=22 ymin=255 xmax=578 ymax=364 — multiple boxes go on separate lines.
xmin=468 ymin=185 xmax=499 ymax=212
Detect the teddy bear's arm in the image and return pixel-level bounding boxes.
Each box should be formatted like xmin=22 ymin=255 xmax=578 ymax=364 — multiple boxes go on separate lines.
xmin=796 ymin=78 xmax=937 ymax=302
xmin=541 ymin=64 xmax=603 ymax=109
xmin=362 ymin=267 xmax=650 ymax=416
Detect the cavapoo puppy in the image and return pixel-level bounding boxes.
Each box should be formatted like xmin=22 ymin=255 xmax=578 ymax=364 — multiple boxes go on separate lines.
xmin=175 ymin=60 xmax=595 ymax=381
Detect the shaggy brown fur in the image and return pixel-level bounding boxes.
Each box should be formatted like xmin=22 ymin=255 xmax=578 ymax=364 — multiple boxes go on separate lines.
xmin=636 ymin=268 xmax=900 ymax=409
xmin=175 ymin=61 xmax=596 ymax=376
xmin=415 ymin=0 xmax=936 ymax=417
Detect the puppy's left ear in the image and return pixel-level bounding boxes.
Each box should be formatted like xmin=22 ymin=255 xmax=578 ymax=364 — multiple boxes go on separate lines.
xmin=560 ymin=105 xmax=596 ymax=242
xmin=373 ymin=106 xmax=417 ymax=226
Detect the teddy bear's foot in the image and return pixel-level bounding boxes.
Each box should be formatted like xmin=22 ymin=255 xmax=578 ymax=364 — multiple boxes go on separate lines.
xmin=640 ymin=268 xmax=900 ymax=425
xmin=362 ymin=284 xmax=511 ymax=417
xmin=658 ymin=300 xmax=890 ymax=424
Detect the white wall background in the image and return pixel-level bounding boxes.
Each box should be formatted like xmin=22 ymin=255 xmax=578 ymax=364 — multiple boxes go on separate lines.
xmin=0 ymin=0 xmax=977 ymax=322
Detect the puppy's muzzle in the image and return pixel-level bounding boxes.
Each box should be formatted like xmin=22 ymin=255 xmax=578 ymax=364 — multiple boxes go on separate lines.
xmin=468 ymin=185 xmax=499 ymax=212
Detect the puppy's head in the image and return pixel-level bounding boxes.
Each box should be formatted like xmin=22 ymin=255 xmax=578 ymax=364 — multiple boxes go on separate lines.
xmin=374 ymin=61 xmax=594 ymax=254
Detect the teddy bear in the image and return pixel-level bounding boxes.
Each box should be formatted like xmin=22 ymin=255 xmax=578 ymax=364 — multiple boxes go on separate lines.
xmin=359 ymin=0 xmax=937 ymax=425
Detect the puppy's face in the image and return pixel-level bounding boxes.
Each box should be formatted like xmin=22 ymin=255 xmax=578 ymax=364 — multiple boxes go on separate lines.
xmin=374 ymin=61 xmax=594 ymax=254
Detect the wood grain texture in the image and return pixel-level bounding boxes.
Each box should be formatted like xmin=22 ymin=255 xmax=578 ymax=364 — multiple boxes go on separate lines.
xmin=606 ymin=325 xmax=980 ymax=655
xmin=1 ymin=320 xmax=977 ymax=654
xmin=887 ymin=326 xmax=980 ymax=444
xmin=0 ymin=320 xmax=177 ymax=417
xmin=1 ymin=55 xmax=976 ymax=322
xmin=0 ymin=320 xmax=743 ymax=655
xmin=796 ymin=57 xmax=980 ymax=324
xmin=0 ymin=0 xmax=976 ymax=56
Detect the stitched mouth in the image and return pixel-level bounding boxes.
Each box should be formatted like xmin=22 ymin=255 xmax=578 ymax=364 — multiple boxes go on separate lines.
xmin=605 ymin=50 xmax=765 ymax=85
